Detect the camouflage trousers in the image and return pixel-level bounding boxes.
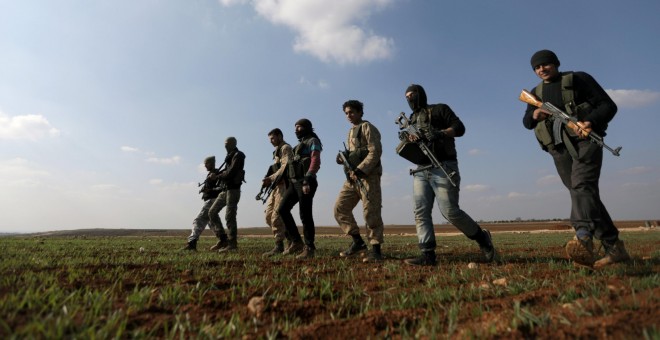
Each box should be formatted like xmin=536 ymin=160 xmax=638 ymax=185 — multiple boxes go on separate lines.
xmin=334 ymin=174 xmax=384 ymax=244
xmin=188 ymin=199 xmax=224 ymax=242
xmin=264 ymin=183 xmax=287 ymax=242
xmin=209 ymin=189 xmax=241 ymax=241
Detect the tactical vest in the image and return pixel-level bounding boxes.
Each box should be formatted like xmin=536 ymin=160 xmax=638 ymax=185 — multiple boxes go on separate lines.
xmin=411 ymin=106 xmax=457 ymax=159
xmin=347 ymin=122 xmax=369 ymax=167
xmin=288 ymin=138 xmax=315 ymax=180
xmin=533 ymin=72 xmax=592 ymax=154
xmin=270 ymin=143 xmax=290 ymax=174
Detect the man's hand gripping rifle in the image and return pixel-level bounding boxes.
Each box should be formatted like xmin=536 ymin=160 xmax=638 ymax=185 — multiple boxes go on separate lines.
xmin=198 ymin=163 xmax=226 ymax=200
xmin=519 ymin=90 xmax=622 ymax=156
xmin=255 ymin=165 xmax=283 ymax=204
xmin=338 ymin=142 xmax=369 ymax=201
xmin=395 ymin=112 xmax=457 ymax=187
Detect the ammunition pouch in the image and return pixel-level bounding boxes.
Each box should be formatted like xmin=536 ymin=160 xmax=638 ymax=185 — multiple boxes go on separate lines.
xmin=396 ymin=140 xmax=429 ymax=165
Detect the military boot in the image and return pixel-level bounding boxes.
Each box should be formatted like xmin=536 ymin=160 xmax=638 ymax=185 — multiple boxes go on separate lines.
xmin=181 ymin=239 xmax=197 ymax=251
xmin=262 ymin=240 xmax=285 ymax=257
xmin=565 ymin=235 xmax=596 ymax=267
xmin=477 ymin=229 xmax=499 ymax=263
xmin=209 ymin=234 xmax=228 ymax=251
xmin=339 ymin=235 xmax=368 ymax=257
xmin=296 ymin=246 xmax=315 ymax=259
xmin=594 ymin=239 xmax=631 ymax=269
xmin=404 ymin=251 xmax=437 ymax=266
xmin=363 ymin=244 xmax=383 ymax=263
xmin=282 ymin=240 xmax=304 ymax=255
xmin=218 ymin=238 xmax=238 ymax=253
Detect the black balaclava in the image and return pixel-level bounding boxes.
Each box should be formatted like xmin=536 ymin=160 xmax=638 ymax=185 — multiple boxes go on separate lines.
xmin=405 ymin=84 xmax=428 ymax=111
xmin=295 ymin=118 xmax=313 ymax=140
xmin=225 ymin=137 xmax=237 ymax=153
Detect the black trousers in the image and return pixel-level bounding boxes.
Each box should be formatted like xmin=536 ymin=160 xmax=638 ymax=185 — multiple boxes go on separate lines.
xmin=278 ymin=177 xmax=318 ymax=249
xmin=549 ymin=139 xmax=619 ymax=243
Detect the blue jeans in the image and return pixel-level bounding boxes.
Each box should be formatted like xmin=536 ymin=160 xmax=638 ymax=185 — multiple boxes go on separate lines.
xmin=413 ymin=161 xmax=481 ymax=252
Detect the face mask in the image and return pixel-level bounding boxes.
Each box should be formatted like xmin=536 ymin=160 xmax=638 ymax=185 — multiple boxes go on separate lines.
xmin=295 ymin=128 xmax=306 ymax=140
xmin=225 ymin=139 xmax=236 ymax=153
xmin=407 ymin=92 xmax=420 ymax=111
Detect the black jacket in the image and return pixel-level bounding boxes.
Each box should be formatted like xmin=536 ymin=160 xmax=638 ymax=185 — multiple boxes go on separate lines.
xmin=523 ymin=71 xmax=617 ymax=136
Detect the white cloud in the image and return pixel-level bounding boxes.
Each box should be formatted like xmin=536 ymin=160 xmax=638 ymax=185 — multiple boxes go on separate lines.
xmin=91 ymin=184 xmax=120 ymax=191
xmin=536 ymin=175 xmax=560 ymax=186
xmin=606 ymin=89 xmax=660 ymax=109
xmin=620 ymin=166 xmax=652 ymax=175
xmin=464 ymin=184 xmax=491 ymax=192
xmin=145 ymin=155 xmax=181 ymax=165
xmin=0 ymin=158 xmax=50 ymax=187
xmin=149 ymin=178 xmax=163 ymax=185
xmin=222 ymin=0 xmax=395 ymax=64
xmin=507 ymin=192 xmax=529 ymax=199
xmin=468 ymin=149 xmax=481 ymax=156
xmin=0 ymin=110 xmax=60 ymax=141
xmin=121 ymin=146 xmax=140 ymax=152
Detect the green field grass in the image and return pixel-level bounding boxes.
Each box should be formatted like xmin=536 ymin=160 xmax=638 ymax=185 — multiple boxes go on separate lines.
xmin=1 ymin=231 xmax=658 ymax=339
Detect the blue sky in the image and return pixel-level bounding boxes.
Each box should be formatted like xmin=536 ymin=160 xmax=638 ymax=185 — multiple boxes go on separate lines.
xmin=1 ymin=0 xmax=659 ymax=233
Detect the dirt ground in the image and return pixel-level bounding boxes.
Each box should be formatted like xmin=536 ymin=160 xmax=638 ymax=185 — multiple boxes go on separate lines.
xmin=11 ymin=220 xmax=659 ymax=338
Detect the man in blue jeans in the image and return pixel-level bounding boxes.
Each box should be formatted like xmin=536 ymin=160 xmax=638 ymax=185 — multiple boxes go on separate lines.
xmin=400 ymin=84 xmax=498 ymax=266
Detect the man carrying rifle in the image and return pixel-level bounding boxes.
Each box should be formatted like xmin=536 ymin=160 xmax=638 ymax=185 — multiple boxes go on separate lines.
xmin=181 ymin=156 xmax=222 ymax=251
xmin=334 ymin=100 xmax=385 ymax=263
xmin=400 ymin=84 xmax=497 ymax=266
xmin=209 ymin=137 xmax=246 ymax=253
xmin=523 ymin=50 xmax=630 ymax=268
xmin=261 ymin=128 xmax=293 ymax=257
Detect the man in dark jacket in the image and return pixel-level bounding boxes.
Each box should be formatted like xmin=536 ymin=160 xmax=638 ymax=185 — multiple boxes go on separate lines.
xmin=400 ymin=84 xmax=497 ymax=266
xmin=209 ymin=137 xmax=245 ymax=253
xmin=278 ymin=119 xmax=322 ymax=259
xmin=181 ymin=156 xmax=222 ymax=251
xmin=523 ymin=49 xmax=630 ymax=268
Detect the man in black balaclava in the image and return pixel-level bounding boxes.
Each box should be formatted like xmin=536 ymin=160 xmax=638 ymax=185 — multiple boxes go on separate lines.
xmin=399 ymin=84 xmax=498 ymax=266
xmin=278 ymin=119 xmax=323 ymax=259
xmin=208 ymin=136 xmax=246 ymax=253
xmin=523 ymin=49 xmax=629 ymax=268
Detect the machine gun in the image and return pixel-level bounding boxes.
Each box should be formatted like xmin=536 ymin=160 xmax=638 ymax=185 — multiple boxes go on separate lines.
xmin=338 ymin=142 xmax=369 ymax=200
xmin=395 ymin=112 xmax=457 ymax=187
xmin=519 ymin=89 xmax=622 ymax=156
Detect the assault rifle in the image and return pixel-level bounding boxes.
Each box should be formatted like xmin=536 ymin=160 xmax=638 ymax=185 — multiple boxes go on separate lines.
xmin=395 ymin=112 xmax=457 ymax=187
xmin=255 ymin=165 xmax=284 ymax=204
xmin=198 ymin=163 xmax=226 ymax=200
xmin=519 ymin=90 xmax=622 ymax=156
xmin=338 ymin=142 xmax=369 ymax=200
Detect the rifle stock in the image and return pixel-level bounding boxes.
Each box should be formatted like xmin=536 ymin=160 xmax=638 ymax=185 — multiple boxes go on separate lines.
xmin=519 ymin=90 xmax=588 ymax=138
xmin=519 ymin=89 xmax=621 ymax=156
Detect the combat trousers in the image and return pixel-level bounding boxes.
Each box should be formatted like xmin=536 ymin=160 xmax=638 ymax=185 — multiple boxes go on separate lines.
xmin=208 ymin=188 xmax=241 ymax=241
xmin=413 ymin=161 xmax=481 ymax=252
xmin=549 ymin=139 xmax=618 ymax=243
xmin=278 ymin=178 xmax=318 ymax=249
xmin=334 ymin=174 xmax=384 ymax=244
xmin=188 ymin=199 xmax=223 ymax=242
xmin=265 ymin=183 xmax=287 ymax=242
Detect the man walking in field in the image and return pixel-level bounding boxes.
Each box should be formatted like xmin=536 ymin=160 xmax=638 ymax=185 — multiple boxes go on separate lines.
xmin=334 ymin=100 xmax=385 ymax=263
xmin=261 ymin=128 xmax=293 ymax=257
xmin=208 ymin=137 xmax=245 ymax=253
xmin=278 ymin=119 xmax=322 ymax=259
xmin=399 ymin=84 xmax=498 ymax=266
xmin=522 ymin=49 xmax=630 ymax=268
xmin=181 ymin=156 xmax=223 ymax=251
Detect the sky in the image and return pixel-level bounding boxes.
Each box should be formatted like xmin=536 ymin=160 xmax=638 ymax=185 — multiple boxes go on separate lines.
xmin=1 ymin=0 xmax=659 ymax=233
